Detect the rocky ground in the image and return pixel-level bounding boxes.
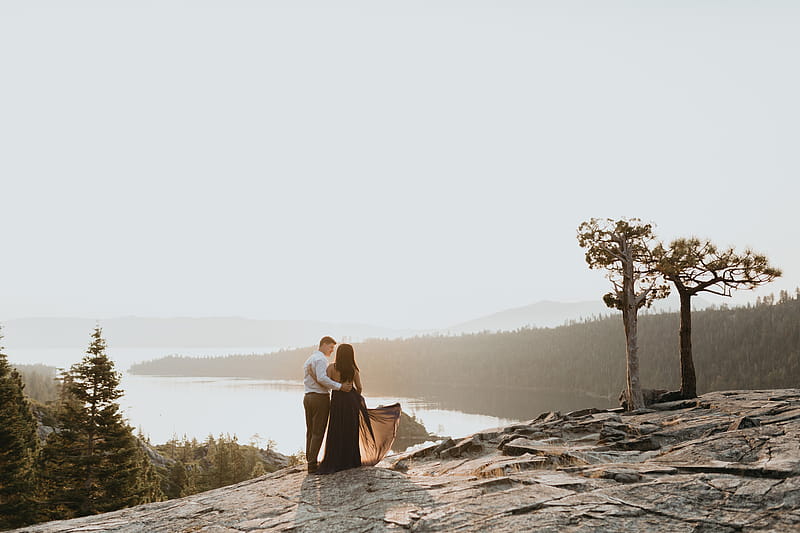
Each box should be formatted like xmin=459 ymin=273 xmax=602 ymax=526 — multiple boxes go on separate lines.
xmin=13 ymin=389 xmax=800 ymax=532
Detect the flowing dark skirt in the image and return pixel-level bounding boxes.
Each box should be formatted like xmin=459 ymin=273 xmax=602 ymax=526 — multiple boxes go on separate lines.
xmin=316 ymin=390 xmax=401 ymax=474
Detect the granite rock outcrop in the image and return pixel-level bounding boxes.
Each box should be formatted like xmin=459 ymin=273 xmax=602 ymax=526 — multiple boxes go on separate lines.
xmin=14 ymin=389 xmax=800 ymax=532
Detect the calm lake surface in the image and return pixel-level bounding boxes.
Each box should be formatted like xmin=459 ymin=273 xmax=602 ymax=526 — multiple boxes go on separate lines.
xmin=9 ymin=346 xmax=519 ymax=454
xmin=10 ymin=345 xmax=615 ymax=455
xmin=120 ymin=374 xmax=518 ymax=454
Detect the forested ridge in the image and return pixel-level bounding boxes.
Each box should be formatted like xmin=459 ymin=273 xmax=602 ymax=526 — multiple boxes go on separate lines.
xmin=130 ymin=291 xmax=800 ymax=400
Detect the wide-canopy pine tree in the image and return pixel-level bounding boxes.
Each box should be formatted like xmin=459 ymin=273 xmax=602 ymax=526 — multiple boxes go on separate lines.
xmin=0 ymin=329 xmax=41 ymax=529
xmin=655 ymin=237 xmax=781 ymax=398
xmin=40 ymin=326 xmax=162 ymax=518
xmin=577 ymin=218 xmax=669 ymax=410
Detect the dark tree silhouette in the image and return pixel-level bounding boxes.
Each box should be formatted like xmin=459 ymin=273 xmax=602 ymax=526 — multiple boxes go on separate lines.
xmin=655 ymin=237 xmax=781 ymax=398
xmin=0 ymin=328 xmax=40 ymax=529
xmin=577 ymin=218 xmax=669 ymax=410
xmin=40 ymin=326 xmax=162 ymax=518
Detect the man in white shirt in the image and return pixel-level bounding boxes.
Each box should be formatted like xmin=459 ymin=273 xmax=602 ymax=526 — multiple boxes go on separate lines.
xmin=303 ymin=336 xmax=352 ymax=473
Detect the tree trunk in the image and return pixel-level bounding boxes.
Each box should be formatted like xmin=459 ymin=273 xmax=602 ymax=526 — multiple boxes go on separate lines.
xmin=678 ymin=289 xmax=697 ymax=398
xmin=82 ymin=420 xmax=96 ymax=515
xmin=622 ymin=305 xmax=645 ymax=410
xmin=621 ymin=241 xmax=645 ymax=411
xmin=82 ymin=386 xmax=98 ymax=515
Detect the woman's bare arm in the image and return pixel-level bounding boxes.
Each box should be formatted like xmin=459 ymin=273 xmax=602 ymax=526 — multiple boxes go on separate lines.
xmin=354 ymin=370 xmax=362 ymax=395
xmin=325 ymin=364 xmax=353 ymax=392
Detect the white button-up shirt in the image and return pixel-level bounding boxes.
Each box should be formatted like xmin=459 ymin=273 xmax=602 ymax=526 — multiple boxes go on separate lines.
xmin=303 ymin=350 xmax=342 ymax=394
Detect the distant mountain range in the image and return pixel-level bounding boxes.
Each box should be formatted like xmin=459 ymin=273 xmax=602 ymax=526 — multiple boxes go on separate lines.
xmin=1 ymin=296 xmax=712 ymax=349
xmin=0 ymin=316 xmax=413 ymax=349
xmin=439 ymin=295 xmax=712 ymax=334
xmin=441 ymin=300 xmax=612 ymax=333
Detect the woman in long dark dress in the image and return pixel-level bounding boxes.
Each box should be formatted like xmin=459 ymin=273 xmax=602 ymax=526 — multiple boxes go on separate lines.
xmin=316 ymin=344 xmax=400 ymax=474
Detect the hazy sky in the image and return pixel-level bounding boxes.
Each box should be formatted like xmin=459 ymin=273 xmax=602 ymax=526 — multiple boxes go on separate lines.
xmin=2 ymin=1 xmax=798 ymax=329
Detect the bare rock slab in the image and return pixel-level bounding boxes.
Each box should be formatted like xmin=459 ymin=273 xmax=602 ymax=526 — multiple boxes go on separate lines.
xmin=12 ymin=389 xmax=800 ymax=533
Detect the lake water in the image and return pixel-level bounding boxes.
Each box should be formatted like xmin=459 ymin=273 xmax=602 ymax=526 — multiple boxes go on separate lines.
xmin=120 ymin=374 xmax=518 ymax=455
xmin=8 ymin=346 xmax=521 ymax=455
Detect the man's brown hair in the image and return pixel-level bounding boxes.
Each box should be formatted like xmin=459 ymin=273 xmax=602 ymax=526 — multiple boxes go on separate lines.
xmin=319 ymin=336 xmax=336 ymax=348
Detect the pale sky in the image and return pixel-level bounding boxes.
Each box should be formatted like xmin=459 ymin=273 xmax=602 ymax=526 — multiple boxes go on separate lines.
xmin=2 ymin=1 xmax=798 ymax=330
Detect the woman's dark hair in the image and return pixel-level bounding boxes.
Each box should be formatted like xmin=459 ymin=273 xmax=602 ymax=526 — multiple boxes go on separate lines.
xmin=334 ymin=343 xmax=359 ymax=383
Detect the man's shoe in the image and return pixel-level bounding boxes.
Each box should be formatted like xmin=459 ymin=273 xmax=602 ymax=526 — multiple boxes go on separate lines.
xmin=307 ymin=462 xmax=318 ymax=473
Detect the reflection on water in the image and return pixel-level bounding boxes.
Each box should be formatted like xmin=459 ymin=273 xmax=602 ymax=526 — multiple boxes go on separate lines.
xmin=386 ymin=383 xmax=617 ymax=421
xmin=121 ymin=374 xmax=518 ymax=455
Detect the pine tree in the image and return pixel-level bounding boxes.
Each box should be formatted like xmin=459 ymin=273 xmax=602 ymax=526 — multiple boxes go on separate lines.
xmin=655 ymin=238 xmax=781 ymax=398
xmin=577 ymin=218 xmax=669 ymax=410
xmin=0 ymin=329 xmax=41 ymax=528
xmin=164 ymin=460 xmax=190 ymax=499
xmin=40 ymin=326 xmax=163 ymax=519
xmin=39 ymin=373 xmax=86 ymax=519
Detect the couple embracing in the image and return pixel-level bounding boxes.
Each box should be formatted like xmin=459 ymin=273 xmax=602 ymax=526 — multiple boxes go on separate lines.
xmin=303 ymin=336 xmax=401 ymax=474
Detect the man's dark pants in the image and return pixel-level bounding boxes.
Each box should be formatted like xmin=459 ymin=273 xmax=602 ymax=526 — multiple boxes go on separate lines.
xmin=304 ymin=392 xmax=330 ymax=470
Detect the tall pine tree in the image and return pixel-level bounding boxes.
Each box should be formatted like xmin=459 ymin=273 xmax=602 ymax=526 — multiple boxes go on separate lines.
xmin=0 ymin=327 xmax=40 ymax=529
xmin=577 ymin=218 xmax=670 ymax=410
xmin=40 ymin=326 xmax=162 ymax=519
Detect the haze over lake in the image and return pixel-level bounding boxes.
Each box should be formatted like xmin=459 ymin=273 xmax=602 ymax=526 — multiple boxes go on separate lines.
xmin=8 ymin=344 xmax=613 ymax=454
xmin=7 ymin=346 xmax=523 ymax=454
xmin=120 ymin=374 xmax=519 ymax=455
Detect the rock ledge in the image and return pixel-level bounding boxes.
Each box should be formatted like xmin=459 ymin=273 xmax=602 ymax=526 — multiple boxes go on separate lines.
xmin=14 ymin=389 xmax=800 ymax=532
